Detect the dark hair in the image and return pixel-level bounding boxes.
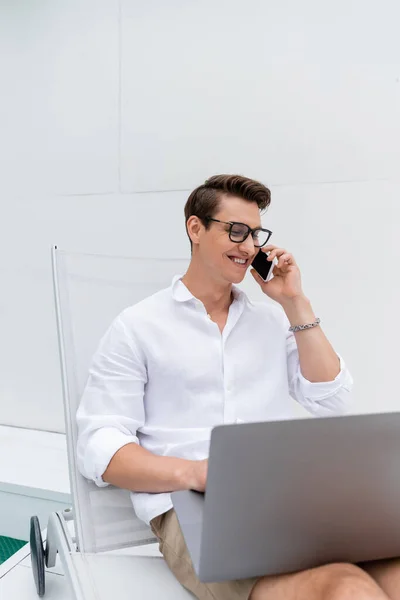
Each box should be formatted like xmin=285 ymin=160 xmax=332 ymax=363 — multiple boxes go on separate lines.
xmin=184 ymin=174 xmax=271 ymax=246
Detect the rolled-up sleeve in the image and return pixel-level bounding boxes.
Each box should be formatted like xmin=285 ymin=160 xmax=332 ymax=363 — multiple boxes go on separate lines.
xmin=286 ymin=328 xmax=354 ymax=417
xmin=76 ymin=314 xmax=147 ymax=487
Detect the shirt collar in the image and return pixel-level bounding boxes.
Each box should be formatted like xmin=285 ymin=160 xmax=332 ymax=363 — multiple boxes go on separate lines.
xmin=171 ymin=275 xmax=254 ymax=307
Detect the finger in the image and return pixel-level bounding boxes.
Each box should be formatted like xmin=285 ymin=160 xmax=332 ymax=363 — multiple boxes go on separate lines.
xmin=267 ymin=248 xmax=287 ymax=261
xmin=272 ymin=265 xmax=281 ymax=276
xmin=277 ymin=253 xmax=293 ymax=268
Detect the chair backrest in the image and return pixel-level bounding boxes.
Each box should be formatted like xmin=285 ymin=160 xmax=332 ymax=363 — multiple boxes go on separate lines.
xmin=51 ymin=247 xmax=189 ymax=553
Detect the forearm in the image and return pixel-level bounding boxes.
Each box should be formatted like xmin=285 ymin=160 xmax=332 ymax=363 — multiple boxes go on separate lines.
xmin=281 ymin=295 xmax=340 ymax=383
xmin=102 ymin=442 xmax=197 ymax=493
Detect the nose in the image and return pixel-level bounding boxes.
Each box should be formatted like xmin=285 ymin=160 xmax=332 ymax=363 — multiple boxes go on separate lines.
xmin=238 ymin=234 xmax=256 ymax=255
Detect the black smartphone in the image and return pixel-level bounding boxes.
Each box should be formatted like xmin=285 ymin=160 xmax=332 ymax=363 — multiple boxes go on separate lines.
xmin=251 ymin=250 xmax=275 ymax=282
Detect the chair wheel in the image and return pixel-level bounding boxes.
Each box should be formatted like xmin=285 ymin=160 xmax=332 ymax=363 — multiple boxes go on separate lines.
xmin=30 ymin=516 xmax=45 ymax=597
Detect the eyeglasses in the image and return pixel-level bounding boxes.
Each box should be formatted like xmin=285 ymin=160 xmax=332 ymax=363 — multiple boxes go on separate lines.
xmin=205 ymin=217 xmax=272 ymax=248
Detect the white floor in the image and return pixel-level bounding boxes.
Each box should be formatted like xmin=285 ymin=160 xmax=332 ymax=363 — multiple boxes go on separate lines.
xmin=1 ymin=564 xmax=71 ymax=600
xmin=0 ymin=425 xmax=72 ymax=597
xmin=0 ymin=528 xmax=72 ymax=599
xmin=0 ymin=426 xmax=163 ymax=598
xmin=0 ymin=525 xmax=162 ymax=599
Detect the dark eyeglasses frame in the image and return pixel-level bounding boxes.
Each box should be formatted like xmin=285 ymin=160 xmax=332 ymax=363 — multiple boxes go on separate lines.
xmin=204 ymin=217 xmax=272 ymax=248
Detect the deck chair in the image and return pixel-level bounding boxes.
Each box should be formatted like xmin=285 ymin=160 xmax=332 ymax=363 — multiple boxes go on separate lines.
xmin=30 ymin=247 xmax=193 ymax=599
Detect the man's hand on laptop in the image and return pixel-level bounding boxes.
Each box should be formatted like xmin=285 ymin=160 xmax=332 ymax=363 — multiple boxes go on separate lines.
xmin=182 ymin=458 xmax=208 ymax=492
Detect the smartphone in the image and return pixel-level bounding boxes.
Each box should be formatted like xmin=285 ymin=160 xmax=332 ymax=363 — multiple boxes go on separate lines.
xmin=251 ymin=250 xmax=276 ymax=282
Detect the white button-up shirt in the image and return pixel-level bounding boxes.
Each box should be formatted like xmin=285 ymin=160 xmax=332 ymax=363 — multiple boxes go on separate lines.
xmin=76 ymin=276 xmax=353 ymax=525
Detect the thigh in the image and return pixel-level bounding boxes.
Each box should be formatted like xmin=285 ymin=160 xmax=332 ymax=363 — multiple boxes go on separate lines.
xmin=150 ymin=509 xmax=260 ymax=600
xmin=250 ymin=562 xmax=387 ymax=600
xmin=359 ymin=557 xmax=400 ymax=600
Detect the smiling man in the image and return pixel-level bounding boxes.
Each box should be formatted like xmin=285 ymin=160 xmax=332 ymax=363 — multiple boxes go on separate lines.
xmin=77 ymin=175 xmax=400 ymax=600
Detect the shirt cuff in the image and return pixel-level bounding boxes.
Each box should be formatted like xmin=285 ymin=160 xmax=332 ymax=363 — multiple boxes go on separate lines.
xmin=297 ymin=353 xmax=354 ymax=400
xmin=83 ymin=426 xmax=139 ymax=487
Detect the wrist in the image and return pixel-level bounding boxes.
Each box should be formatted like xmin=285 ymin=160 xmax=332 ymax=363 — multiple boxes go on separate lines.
xmin=280 ymin=293 xmax=309 ymax=307
xmin=281 ymin=295 xmax=316 ymax=326
xmin=174 ymin=458 xmax=197 ymax=491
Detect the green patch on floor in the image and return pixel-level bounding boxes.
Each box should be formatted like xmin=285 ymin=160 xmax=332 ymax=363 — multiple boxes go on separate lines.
xmin=0 ymin=535 xmax=28 ymax=564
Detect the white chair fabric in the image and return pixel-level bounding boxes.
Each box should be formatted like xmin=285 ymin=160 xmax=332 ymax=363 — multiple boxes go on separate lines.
xmin=52 ymin=248 xmax=189 ymax=553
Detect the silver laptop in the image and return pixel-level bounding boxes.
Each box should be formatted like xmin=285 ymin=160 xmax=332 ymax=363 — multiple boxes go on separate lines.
xmin=172 ymin=412 xmax=400 ymax=583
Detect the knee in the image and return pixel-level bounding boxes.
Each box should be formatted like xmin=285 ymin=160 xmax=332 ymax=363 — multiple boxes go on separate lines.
xmin=322 ymin=563 xmax=383 ymax=600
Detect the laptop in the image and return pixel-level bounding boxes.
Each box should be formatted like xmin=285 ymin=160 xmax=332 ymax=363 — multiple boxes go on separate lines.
xmin=172 ymin=412 xmax=400 ymax=583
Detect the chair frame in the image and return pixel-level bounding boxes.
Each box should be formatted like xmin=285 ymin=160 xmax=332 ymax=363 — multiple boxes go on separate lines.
xmin=30 ymin=246 xmax=175 ymax=598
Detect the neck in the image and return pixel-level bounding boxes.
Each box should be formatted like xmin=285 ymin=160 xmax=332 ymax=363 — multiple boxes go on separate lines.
xmin=181 ymin=260 xmax=233 ymax=316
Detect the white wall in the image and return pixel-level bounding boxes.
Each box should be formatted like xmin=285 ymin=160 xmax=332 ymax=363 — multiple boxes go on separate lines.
xmin=0 ymin=0 xmax=399 ymax=433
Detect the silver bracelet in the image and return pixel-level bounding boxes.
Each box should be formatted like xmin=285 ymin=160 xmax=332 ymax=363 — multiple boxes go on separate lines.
xmin=289 ymin=317 xmax=321 ymax=333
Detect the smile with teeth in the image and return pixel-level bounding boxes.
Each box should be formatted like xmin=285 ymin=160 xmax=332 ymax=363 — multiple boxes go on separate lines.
xmin=229 ymin=256 xmax=248 ymax=266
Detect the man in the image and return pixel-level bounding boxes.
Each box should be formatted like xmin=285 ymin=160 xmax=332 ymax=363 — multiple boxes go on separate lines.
xmin=77 ymin=175 xmax=400 ymax=600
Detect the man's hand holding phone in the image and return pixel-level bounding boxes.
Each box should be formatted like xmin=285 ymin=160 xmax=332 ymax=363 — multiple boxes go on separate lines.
xmin=251 ymin=245 xmax=305 ymax=305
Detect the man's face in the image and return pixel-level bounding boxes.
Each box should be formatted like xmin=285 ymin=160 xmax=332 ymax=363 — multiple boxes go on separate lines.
xmin=197 ymin=194 xmax=262 ymax=285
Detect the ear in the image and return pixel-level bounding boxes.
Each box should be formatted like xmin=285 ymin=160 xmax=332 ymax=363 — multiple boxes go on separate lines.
xmin=186 ymin=215 xmax=204 ymax=246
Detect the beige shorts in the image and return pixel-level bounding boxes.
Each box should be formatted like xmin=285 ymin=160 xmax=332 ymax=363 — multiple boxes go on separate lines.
xmin=150 ymin=508 xmax=260 ymax=600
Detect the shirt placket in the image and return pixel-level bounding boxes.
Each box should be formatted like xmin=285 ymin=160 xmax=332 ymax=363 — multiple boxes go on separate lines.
xmin=194 ymin=296 xmax=244 ymax=424
xmin=221 ymin=300 xmax=244 ymax=424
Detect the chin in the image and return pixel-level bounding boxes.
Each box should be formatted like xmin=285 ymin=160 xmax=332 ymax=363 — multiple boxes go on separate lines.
xmin=225 ymin=270 xmax=247 ymax=285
